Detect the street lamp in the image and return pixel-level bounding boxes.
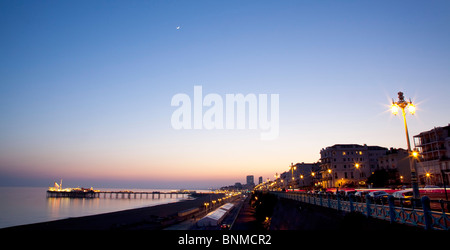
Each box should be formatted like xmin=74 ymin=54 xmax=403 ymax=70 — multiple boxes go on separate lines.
xmin=274 ymin=173 xmax=279 ymax=190
xmin=289 ymin=163 xmax=297 ymax=191
xmin=391 ymin=91 xmax=420 ymax=199
xmin=425 ymin=173 xmax=431 ymax=186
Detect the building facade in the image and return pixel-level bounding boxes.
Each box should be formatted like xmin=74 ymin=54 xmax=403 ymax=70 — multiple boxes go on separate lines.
xmin=413 ymin=124 xmax=450 ymax=186
xmin=282 ymin=162 xmax=321 ymax=188
xmin=377 ymin=148 xmax=411 ymax=185
xmin=320 ymin=144 xmax=388 ymax=188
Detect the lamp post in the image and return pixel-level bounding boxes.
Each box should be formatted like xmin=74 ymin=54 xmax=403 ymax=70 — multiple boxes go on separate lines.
xmin=289 ymin=163 xmax=297 ymax=191
xmin=274 ymin=173 xmax=279 ymax=190
xmin=327 ymin=169 xmax=332 ymax=188
xmin=391 ymin=91 xmax=420 ymax=199
xmin=440 ymin=160 xmax=449 ymax=201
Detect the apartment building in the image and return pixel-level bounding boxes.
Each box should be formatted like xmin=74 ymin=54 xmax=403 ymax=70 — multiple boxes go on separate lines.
xmin=413 ymin=124 xmax=450 ymax=186
xmin=320 ymin=144 xmax=388 ymax=188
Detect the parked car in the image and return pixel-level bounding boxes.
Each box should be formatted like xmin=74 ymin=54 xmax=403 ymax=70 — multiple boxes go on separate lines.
xmin=392 ymin=190 xmax=414 ymax=206
xmin=368 ymin=191 xmax=389 ymax=199
xmin=392 ymin=190 xmax=413 ymax=199
xmin=354 ymin=190 xmax=370 ymax=199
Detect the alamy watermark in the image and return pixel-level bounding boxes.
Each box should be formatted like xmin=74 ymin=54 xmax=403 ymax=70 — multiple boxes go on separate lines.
xmin=171 ymin=86 xmax=279 ymax=140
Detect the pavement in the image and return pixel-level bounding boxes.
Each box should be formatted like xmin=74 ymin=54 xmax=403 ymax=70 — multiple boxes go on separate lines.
xmin=230 ymin=195 xmax=262 ymax=230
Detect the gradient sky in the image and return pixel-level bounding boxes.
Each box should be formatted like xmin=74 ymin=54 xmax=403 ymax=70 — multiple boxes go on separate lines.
xmin=1 ymin=0 xmax=449 ymax=189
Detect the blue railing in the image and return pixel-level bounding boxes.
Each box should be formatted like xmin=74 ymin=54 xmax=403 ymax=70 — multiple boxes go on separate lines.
xmin=272 ymin=191 xmax=449 ymax=230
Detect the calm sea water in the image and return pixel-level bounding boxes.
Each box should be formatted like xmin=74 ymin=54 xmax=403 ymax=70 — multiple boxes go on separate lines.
xmin=0 ymin=186 xmax=205 ymax=229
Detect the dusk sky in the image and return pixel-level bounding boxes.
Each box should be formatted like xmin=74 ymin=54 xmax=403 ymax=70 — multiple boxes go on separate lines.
xmin=1 ymin=1 xmax=449 ymax=189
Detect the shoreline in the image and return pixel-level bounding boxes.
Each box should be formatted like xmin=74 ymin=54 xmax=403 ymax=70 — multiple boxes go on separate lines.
xmin=4 ymin=193 xmax=224 ymax=230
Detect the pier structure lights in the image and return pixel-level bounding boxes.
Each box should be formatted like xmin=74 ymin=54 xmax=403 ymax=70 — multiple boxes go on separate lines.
xmin=390 ymin=91 xmax=420 ymax=199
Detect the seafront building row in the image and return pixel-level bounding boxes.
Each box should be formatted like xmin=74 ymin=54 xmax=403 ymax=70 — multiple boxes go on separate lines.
xmin=258 ymin=124 xmax=450 ymax=190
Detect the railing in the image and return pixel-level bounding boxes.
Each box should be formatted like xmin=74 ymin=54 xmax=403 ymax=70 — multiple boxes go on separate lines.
xmin=272 ymin=191 xmax=450 ymax=230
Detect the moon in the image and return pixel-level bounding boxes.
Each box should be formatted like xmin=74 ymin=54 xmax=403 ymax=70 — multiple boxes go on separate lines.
xmin=176 ymin=26 xmax=181 ymax=30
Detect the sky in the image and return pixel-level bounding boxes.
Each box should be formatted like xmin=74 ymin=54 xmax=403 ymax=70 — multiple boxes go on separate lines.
xmin=1 ymin=0 xmax=449 ymax=189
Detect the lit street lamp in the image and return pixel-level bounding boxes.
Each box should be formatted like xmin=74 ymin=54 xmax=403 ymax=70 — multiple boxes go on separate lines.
xmin=289 ymin=163 xmax=297 ymax=191
xmin=391 ymin=91 xmax=420 ymax=199
xmin=274 ymin=173 xmax=279 ymax=190
xmin=326 ymin=169 xmax=332 ymax=188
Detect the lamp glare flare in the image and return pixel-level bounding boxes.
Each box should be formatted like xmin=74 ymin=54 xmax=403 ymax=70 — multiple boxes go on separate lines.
xmin=391 ymin=103 xmax=399 ymax=115
xmin=408 ymin=103 xmax=416 ymax=115
xmin=391 ymin=96 xmax=416 ymax=116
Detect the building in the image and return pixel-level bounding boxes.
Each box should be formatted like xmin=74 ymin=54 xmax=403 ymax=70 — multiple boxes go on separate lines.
xmin=277 ymin=162 xmax=320 ymax=189
xmin=246 ymin=175 xmax=255 ymax=187
xmin=320 ymin=144 xmax=388 ymax=188
xmin=293 ymin=162 xmax=321 ymax=188
xmin=413 ymin=124 xmax=450 ymax=186
xmin=377 ymin=148 xmax=411 ymax=186
xmin=258 ymin=176 xmax=263 ymax=184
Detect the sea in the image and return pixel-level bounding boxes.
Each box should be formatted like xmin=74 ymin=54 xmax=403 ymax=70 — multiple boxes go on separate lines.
xmin=0 ymin=186 xmax=208 ymax=229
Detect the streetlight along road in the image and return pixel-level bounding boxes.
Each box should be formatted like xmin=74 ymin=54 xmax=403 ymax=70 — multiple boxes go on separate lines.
xmin=391 ymin=91 xmax=420 ymax=199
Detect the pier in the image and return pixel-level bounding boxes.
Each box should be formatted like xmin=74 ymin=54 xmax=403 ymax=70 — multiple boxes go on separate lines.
xmin=47 ymin=190 xmax=195 ymax=199
xmin=46 ymin=181 xmax=197 ymax=199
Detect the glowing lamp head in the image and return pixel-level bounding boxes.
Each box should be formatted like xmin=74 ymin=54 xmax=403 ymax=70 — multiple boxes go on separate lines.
xmin=355 ymin=163 xmax=360 ymax=169
xmin=408 ymin=103 xmax=416 ymax=115
xmin=411 ymin=151 xmax=419 ymax=158
xmin=391 ymin=103 xmax=399 ymax=115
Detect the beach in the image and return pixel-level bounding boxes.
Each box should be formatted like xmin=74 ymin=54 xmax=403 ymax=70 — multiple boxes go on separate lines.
xmin=4 ymin=193 xmax=225 ymax=230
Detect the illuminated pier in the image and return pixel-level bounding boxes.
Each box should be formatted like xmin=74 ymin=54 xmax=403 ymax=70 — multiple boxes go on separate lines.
xmin=47 ymin=189 xmax=195 ymax=199
xmin=46 ymin=180 xmax=198 ymax=199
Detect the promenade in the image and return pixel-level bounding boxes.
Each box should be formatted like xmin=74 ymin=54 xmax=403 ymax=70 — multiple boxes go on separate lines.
xmin=231 ymin=195 xmax=261 ymax=230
